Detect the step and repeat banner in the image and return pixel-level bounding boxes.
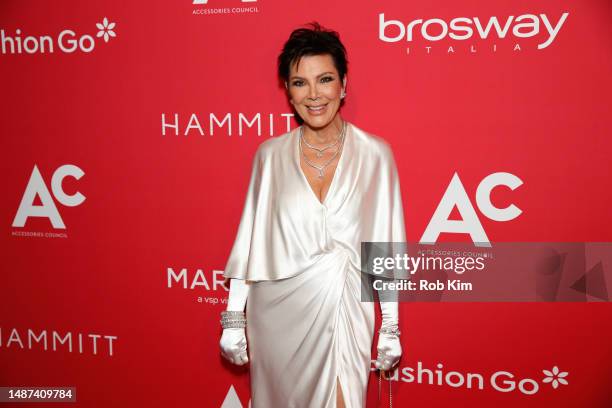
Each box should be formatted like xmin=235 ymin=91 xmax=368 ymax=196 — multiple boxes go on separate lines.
xmin=1 ymin=0 xmax=611 ymax=407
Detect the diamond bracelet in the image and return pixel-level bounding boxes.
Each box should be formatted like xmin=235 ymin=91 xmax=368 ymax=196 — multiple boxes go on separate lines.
xmin=378 ymin=325 xmax=401 ymax=336
xmin=220 ymin=310 xmax=246 ymax=329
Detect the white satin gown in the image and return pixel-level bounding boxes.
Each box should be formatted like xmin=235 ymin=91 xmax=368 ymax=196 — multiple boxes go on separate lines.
xmin=223 ymin=121 xmax=406 ymax=408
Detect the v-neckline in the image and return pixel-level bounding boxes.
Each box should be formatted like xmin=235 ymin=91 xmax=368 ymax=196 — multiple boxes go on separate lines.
xmin=294 ymin=122 xmax=350 ymax=207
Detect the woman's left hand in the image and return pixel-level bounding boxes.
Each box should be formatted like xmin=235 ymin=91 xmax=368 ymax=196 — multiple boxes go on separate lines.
xmin=375 ymin=333 xmax=402 ymax=371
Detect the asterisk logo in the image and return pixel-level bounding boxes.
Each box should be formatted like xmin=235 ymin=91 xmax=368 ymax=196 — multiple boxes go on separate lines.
xmin=542 ymin=366 xmax=568 ymax=389
xmin=96 ymin=17 xmax=116 ymax=43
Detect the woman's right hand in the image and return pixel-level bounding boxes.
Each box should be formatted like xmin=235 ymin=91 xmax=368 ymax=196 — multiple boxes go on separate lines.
xmin=220 ymin=327 xmax=249 ymax=365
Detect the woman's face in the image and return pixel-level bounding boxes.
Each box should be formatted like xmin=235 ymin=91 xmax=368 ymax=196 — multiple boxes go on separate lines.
xmin=286 ymin=54 xmax=346 ymax=130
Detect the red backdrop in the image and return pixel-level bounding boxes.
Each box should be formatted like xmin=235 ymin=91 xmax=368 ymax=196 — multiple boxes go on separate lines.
xmin=2 ymin=0 xmax=611 ymax=407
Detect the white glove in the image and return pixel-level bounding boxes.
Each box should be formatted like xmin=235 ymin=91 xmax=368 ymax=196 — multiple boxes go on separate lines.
xmin=374 ymin=299 xmax=402 ymax=371
xmin=219 ymin=278 xmax=251 ymax=366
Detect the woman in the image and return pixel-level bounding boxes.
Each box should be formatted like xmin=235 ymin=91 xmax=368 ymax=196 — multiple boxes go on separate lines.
xmin=219 ymin=22 xmax=405 ymax=408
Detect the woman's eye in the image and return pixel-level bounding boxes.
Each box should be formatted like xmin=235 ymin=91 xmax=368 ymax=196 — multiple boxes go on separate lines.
xmin=291 ymin=77 xmax=333 ymax=86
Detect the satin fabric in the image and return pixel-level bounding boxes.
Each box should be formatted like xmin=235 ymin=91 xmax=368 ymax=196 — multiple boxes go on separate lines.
xmin=223 ymin=122 xmax=406 ymax=407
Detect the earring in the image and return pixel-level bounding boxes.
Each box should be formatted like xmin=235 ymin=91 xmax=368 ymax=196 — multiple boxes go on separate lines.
xmin=341 ymin=90 xmax=346 ymax=99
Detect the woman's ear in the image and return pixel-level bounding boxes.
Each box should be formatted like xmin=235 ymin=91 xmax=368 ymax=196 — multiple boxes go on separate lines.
xmin=340 ymin=76 xmax=348 ymax=99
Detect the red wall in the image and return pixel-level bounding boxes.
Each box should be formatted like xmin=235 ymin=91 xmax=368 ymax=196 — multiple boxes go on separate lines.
xmin=1 ymin=0 xmax=611 ymax=406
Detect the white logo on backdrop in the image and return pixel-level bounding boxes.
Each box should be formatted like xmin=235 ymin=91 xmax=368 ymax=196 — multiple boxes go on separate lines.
xmin=420 ymin=172 xmax=523 ymax=246
xmin=95 ymin=17 xmax=116 ymax=43
xmin=220 ymin=385 xmax=251 ymax=408
xmin=166 ymin=267 xmax=229 ymax=305
xmin=373 ymin=361 xmax=569 ymax=395
xmin=161 ymin=113 xmax=294 ymax=137
xmin=13 ymin=164 xmax=86 ymax=229
xmin=192 ymin=0 xmax=259 ymax=15
xmin=0 ymin=327 xmax=117 ymax=356
xmin=379 ymin=12 xmax=569 ymax=53
xmin=1 ymin=17 xmax=117 ymax=54
xmin=542 ymin=366 xmax=569 ymax=389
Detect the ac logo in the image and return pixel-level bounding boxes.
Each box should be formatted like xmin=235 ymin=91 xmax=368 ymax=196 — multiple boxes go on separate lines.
xmin=13 ymin=164 xmax=86 ymax=229
xmin=420 ymin=172 xmax=523 ymax=247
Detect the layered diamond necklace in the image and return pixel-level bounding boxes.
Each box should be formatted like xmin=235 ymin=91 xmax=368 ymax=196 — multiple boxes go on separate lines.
xmin=299 ymin=121 xmax=347 ymax=179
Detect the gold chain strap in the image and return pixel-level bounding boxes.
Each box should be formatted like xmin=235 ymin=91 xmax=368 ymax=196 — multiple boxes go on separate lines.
xmin=378 ymin=369 xmax=392 ymax=407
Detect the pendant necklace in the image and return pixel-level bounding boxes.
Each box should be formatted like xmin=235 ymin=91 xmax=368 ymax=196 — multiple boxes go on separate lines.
xmin=301 ymin=129 xmax=342 ymax=157
xmin=299 ymin=121 xmax=347 ymax=179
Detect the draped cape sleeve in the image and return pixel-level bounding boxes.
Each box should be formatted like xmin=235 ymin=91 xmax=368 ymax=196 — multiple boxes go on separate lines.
xmin=222 ymin=145 xmax=264 ymax=281
xmin=366 ymin=143 xmax=406 ymax=244
xmin=358 ymin=141 xmax=407 ymax=285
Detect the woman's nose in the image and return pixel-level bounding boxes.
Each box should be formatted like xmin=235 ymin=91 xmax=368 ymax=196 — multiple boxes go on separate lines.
xmin=308 ymin=84 xmax=320 ymax=100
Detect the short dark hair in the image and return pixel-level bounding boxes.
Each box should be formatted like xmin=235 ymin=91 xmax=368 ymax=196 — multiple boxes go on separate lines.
xmin=277 ymin=22 xmax=348 ymax=83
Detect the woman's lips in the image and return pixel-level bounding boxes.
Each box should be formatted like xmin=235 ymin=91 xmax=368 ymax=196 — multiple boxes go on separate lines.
xmin=306 ymin=104 xmax=328 ymax=115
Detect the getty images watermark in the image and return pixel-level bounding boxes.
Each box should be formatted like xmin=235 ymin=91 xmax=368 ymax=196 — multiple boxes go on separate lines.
xmin=360 ymin=242 xmax=612 ymax=302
